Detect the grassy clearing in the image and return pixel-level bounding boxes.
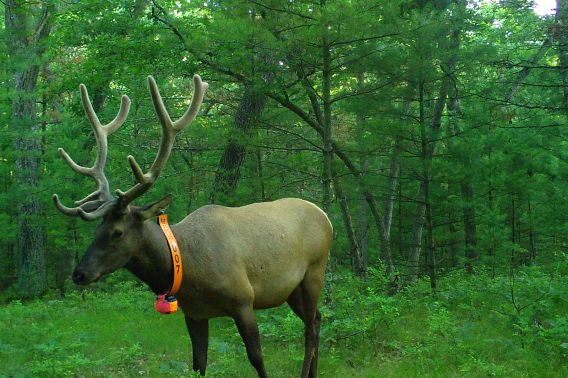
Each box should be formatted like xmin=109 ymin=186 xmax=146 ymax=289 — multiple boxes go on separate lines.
xmin=1 ymin=265 xmax=567 ymax=377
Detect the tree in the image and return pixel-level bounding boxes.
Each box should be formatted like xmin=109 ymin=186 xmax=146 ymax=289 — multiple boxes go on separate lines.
xmin=5 ymin=0 xmax=52 ymax=297
xmin=556 ymin=0 xmax=568 ymax=116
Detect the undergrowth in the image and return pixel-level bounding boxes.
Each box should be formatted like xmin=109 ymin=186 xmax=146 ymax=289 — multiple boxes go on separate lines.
xmin=1 ymin=261 xmax=566 ymax=377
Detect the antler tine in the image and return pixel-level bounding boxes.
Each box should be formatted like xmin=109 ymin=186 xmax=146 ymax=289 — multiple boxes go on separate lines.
xmin=53 ymin=84 xmax=131 ymax=220
xmin=105 ymin=95 xmax=131 ymax=134
xmin=116 ymin=75 xmax=208 ymax=205
xmin=52 ymin=194 xmax=115 ymax=221
xmin=173 ymin=75 xmax=208 ymax=130
xmin=76 ymin=201 xmax=117 ymax=221
xmin=53 ymin=194 xmax=82 ymax=217
xmin=80 ymin=84 xmax=131 ymax=135
xmin=80 ymin=85 xmax=131 ymax=173
xmin=146 ymin=75 xmax=208 ymax=131
xmin=74 ymin=190 xmax=104 ymax=206
xmin=57 ymin=147 xmax=91 ymax=176
xmin=147 ymin=76 xmax=173 ymax=130
xmin=53 ymin=86 xmax=103 ymax=179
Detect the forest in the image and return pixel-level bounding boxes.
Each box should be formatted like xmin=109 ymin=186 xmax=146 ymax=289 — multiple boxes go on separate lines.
xmin=1 ymin=0 xmax=567 ymax=376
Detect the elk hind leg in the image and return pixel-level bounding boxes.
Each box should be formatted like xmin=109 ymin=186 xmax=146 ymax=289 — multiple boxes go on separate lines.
xmin=309 ymin=309 xmax=321 ymax=378
xmin=287 ymin=275 xmax=323 ymax=378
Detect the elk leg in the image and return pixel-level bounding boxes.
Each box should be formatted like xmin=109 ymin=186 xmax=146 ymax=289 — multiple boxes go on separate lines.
xmin=287 ymin=286 xmax=311 ymax=377
xmin=233 ymin=306 xmax=267 ymax=378
xmin=309 ymin=309 xmax=321 ymax=378
xmin=287 ymin=286 xmax=306 ymax=319
xmin=185 ymin=316 xmax=209 ymax=375
xmin=287 ymin=284 xmax=321 ymax=378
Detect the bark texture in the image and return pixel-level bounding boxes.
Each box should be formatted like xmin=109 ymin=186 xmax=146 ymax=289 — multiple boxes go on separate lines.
xmin=210 ymin=87 xmax=268 ymax=204
xmin=5 ymin=0 xmax=52 ymax=298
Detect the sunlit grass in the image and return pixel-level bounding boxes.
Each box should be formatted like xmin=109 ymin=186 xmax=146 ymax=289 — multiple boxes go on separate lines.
xmin=1 ymin=267 xmax=566 ymax=377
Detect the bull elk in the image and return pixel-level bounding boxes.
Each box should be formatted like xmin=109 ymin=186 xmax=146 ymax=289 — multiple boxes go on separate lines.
xmin=52 ymin=75 xmax=333 ymax=378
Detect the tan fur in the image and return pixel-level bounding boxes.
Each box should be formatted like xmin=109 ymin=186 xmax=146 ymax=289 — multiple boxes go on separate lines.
xmin=54 ymin=76 xmax=331 ymax=376
xmin=173 ymin=198 xmax=333 ymax=319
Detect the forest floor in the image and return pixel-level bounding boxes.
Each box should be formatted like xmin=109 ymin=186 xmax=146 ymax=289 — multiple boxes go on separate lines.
xmin=1 ymin=264 xmax=567 ymax=377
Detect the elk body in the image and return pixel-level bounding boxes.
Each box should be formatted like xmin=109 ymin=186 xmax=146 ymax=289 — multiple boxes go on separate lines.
xmin=53 ymin=75 xmax=332 ymax=378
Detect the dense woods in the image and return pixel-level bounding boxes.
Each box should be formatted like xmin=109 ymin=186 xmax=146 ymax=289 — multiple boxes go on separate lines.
xmin=1 ymin=0 xmax=567 ymax=376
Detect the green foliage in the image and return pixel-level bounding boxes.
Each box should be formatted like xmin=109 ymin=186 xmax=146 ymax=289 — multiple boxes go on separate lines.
xmin=1 ymin=0 xmax=568 ymax=374
xmin=1 ymin=267 xmax=566 ymax=377
xmin=1 ymin=0 xmax=566 ymax=289
xmin=320 ymin=266 xmax=568 ymax=377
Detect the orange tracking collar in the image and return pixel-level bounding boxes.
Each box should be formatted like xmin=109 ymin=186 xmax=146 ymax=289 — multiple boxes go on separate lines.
xmin=158 ymin=213 xmax=183 ymax=295
xmin=155 ymin=214 xmax=183 ymax=314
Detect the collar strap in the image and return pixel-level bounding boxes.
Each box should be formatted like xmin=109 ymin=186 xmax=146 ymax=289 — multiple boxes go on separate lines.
xmin=157 ymin=213 xmax=183 ymax=295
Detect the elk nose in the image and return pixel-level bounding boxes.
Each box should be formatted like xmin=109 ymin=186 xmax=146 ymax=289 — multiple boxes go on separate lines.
xmin=72 ymin=269 xmax=87 ymax=285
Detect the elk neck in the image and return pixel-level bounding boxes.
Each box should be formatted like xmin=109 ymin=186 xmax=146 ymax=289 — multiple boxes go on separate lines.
xmin=125 ymin=220 xmax=175 ymax=295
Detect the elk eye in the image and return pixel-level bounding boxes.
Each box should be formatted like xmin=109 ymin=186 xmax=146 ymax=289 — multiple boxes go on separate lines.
xmin=112 ymin=230 xmax=123 ymax=239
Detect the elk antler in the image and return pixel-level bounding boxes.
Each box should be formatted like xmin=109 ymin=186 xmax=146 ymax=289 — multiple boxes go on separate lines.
xmin=115 ymin=75 xmax=208 ymax=205
xmin=53 ymin=75 xmax=208 ymax=219
xmin=52 ymin=85 xmax=131 ymax=221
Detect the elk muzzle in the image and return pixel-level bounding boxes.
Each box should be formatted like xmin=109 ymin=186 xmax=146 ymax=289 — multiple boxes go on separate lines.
xmin=72 ymin=264 xmax=101 ymax=285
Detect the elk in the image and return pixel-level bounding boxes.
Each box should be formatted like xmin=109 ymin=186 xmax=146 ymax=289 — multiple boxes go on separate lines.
xmin=53 ymin=75 xmax=333 ymax=378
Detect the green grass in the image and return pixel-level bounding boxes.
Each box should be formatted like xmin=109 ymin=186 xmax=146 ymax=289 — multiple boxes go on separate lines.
xmin=1 ymin=265 xmax=567 ymax=377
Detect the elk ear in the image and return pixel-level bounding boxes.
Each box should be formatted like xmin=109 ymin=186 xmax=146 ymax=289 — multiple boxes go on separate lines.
xmin=138 ymin=195 xmax=172 ymax=220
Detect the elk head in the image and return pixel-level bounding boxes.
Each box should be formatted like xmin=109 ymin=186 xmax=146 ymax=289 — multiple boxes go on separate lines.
xmin=53 ymin=76 xmax=208 ymax=285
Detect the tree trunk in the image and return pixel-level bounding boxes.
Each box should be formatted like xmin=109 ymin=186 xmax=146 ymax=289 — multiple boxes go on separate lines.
xmin=353 ymin=72 xmax=403 ymax=276
xmin=409 ymin=70 xmax=451 ymax=277
xmin=448 ymin=209 xmax=459 ymax=267
xmin=209 ymin=5 xmax=277 ymax=205
xmin=332 ymin=147 xmax=395 ymax=275
xmin=5 ymin=0 xmax=52 ymax=298
xmin=489 ymin=178 xmax=497 ymax=277
xmin=255 ymin=146 xmax=266 ymax=201
xmin=556 ymin=0 xmax=568 ymax=116
xmin=447 ymin=93 xmax=479 ymax=266
xmin=510 ymin=192 xmax=517 ymax=268
xmin=180 ymin=149 xmax=196 ymax=212
xmin=357 ymin=160 xmax=370 ymax=270
xmin=506 ymin=36 xmax=552 ymax=105
xmin=333 ymin=169 xmax=364 ymax=276
xmin=398 ymin=173 xmax=404 ymax=260
xmin=56 ymin=221 xmax=77 ymax=295
xmin=424 ymin=167 xmax=436 ymax=290
xmin=407 ymin=5 xmax=462 ymax=278
xmin=528 ymin=198 xmax=536 ymax=261
xmin=210 ymin=86 xmax=268 ymax=204
xmin=321 ymin=9 xmax=333 ymax=214
xmin=408 ymin=182 xmax=426 ymax=276
xmin=321 ymin=1 xmax=334 ymax=303
xmin=461 ymin=181 xmax=479 ymax=261
xmin=355 ymin=72 xmax=369 ymax=268
xmin=383 ymin=138 xmax=402 ymax=250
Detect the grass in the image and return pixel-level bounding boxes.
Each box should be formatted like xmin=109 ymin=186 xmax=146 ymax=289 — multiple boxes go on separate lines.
xmin=1 ymin=265 xmax=567 ymax=377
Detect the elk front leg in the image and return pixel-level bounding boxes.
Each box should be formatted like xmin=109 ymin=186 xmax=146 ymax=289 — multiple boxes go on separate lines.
xmin=232 ymin=306 xmax=267 ymax=378
xmin=185 ymin=316 xmax=209 ymax=375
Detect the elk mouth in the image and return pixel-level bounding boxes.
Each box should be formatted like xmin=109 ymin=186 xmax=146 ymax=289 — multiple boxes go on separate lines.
xmin=72 ymin=269 xmax=102 ymax=285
